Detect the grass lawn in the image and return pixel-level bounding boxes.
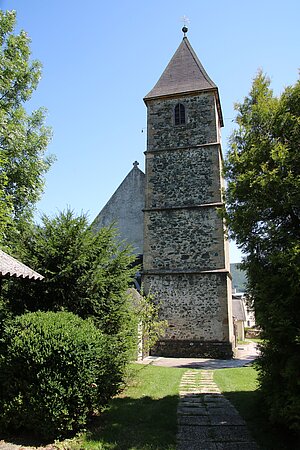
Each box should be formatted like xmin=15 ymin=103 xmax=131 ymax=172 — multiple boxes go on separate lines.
xmin=214 ymin=367 xmax=296 ymax=450
xmin=5 ymin=363 xmax=298 ymax=449
xmin=237 ymin=338 xmax=264 ymax=345
xmin=247 ymin=338 xmax=264 ymax=344
xmin=57 ymin=364 xmax=186 ymax=450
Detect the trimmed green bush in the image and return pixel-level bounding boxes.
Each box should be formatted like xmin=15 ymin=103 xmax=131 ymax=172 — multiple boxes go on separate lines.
xmin=0 ymin=311 xmax=126 ymax=440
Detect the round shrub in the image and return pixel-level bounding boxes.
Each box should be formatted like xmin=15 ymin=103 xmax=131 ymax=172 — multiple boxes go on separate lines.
xmin=0 ymin=311 xmax=126 ymax=440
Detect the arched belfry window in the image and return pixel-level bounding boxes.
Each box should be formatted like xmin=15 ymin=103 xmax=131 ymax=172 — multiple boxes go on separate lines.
xmin=174 ymin=103 xmax=186 ymax=125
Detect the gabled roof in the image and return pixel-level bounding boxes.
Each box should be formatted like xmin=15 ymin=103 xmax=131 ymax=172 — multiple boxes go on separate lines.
xmin=144 ymin=36 xmax=223 ymax=126
xmin=92 ymin=163 xmax=145 ymax=254
xmin=0 ymin=249 xmax=44 ymax=280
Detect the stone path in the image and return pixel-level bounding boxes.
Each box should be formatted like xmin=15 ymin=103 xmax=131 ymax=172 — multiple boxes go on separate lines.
xmin=177 ymin=370 xmax=259 ymax=449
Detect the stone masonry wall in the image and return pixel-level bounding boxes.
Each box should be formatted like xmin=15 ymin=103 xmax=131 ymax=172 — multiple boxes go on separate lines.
xmin=143 ymin=272 xmax=231 ymax=342
xmin=146 ymin=93 xmax=218 ymax=150
xmin=145 ymin=144 xmax=222 ymax=209
xmin=143 ymin=207 xmax=226 ymax=271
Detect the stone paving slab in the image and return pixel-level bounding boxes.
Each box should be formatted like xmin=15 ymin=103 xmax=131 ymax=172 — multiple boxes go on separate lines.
xmin=178 ymin=406 xmax=208 ymax=415
xmin=203 ymin=395 xmax=227 ymax=403
xmin=177 ymin=427 xmax=213 ymax=441
xmin=179 ymin=399 xmax=206 ymax=406
xmin=178 ymin=425 xmax=253 ymax=442
xmin=210 ymin=415 xmax=246 ymax=426
xmin=178 ymin=416 xmax=211 ymax=426
xmin=177 ymin=442 xmax=219 ymax=450
xmin=214 ymin=443 xmax=259 ymax=449
xmin=212 ymin=426 xmax=254 ymax=442
xmin=177 ymin=443 xmax=258 ymax=450
xmin=179 ymin=393 xmax=202 ymax=398
xmin=177 ymin=369 xmax=259 ymax=449
xmin=205 ymin=406 xmax=244 ymax=416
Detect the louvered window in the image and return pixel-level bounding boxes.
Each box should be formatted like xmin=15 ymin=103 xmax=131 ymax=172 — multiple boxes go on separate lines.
xmin=174 ymin=103 xmax=186 ymax=125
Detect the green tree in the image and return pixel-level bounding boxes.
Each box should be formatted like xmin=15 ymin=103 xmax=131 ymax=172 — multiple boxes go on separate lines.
xmin=0 ymin=10 xmax=52 ymax=244
xmin=224 ymin=72 xmax=300 ymax=431
xmin=0 ymin=151 xmax=11 ymax=236
xmin=4 ymin=209 xmax=137 ymax=338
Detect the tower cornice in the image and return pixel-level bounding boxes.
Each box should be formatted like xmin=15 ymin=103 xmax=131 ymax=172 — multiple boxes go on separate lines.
xmin=144 ymin=141 xmax=222 ymax=154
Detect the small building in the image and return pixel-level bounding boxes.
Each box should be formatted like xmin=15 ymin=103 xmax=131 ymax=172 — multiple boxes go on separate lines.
xmin=232 ymin=294 xmax=247 ymax=341
xmin=231 ymin=264 xmax=256 ymax=328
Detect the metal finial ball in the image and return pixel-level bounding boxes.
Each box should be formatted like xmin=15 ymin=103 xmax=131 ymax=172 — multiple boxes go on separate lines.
xmin=182 ymin=26 xmax=188 ymax=35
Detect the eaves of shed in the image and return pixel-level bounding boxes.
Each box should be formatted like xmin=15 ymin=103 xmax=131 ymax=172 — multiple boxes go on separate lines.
xmin=0 ymin=249 xmax=44 ymax=281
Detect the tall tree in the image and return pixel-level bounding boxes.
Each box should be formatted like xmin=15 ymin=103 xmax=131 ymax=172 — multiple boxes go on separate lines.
xmin=0 ymin=10 xmax=52 ymax=244
xmin=4 ymin=209 xmax=137 ymax=336
xmin=224 ymin=71 xmax=300 ymax=432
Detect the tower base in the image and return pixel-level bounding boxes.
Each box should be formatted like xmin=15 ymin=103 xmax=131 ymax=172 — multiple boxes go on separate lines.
xmin=151 ymin=339 xmax=233 ymax=359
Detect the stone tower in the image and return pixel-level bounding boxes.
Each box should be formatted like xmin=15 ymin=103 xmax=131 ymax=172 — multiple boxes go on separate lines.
xmin=142 ymin=30 xmax=234 ymax=358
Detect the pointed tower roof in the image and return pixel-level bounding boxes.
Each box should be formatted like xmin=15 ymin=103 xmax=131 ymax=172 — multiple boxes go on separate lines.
xmin=144 ymin=36 xmax=223 ymax=126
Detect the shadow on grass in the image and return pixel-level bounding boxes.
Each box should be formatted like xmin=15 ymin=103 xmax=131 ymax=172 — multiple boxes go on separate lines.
xmin=223 ymin=390 xmax=299 ymax=450
xmin=85 ymin=394 xmax=179 ymax=450
xmin=1 ymin=395 xmax=179 ymax=449
xmin=0 ymin=432 xmax=55 ymax=448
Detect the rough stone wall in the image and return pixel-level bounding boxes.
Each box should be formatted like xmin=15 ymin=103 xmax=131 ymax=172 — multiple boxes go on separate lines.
xmin=146 ymin=93 xmax=218 ymax=150
xmin=143 ymin=272 xmax=231 ymax=342
xmin=143 ymin=207 xmax=226 ymax=271
xmin=145 ymin=144 xmax=222 ymax=208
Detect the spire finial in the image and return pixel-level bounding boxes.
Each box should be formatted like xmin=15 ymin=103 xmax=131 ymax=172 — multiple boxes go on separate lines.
xmin=133 ymin=161 xmax=139 ymax=168
xmin=181 ymin=15 xmax=190 ymax=37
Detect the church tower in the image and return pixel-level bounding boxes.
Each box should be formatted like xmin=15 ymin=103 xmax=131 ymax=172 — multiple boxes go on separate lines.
xmin=143 ymin=29 xmax=234 ymax=358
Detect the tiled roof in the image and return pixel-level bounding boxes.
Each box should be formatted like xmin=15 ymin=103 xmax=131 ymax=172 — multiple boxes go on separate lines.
xmin=144 ymin=37 xmax=217 ymax=100
xmin=232 ymin=298 xmax=246 ymax=322
xmin=0 ymin=249 xmax=44 ymax=280
xmin=144 ymin=36 xmax=223 ymax=126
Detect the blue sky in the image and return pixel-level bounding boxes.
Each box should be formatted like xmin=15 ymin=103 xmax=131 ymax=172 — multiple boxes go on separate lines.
xmin=1 ymin=0 xmax=299 ymax=262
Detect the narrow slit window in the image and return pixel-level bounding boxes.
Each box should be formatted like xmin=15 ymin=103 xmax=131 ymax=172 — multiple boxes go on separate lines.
xmin=175 ymin=103 xmax=186 ymax=125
